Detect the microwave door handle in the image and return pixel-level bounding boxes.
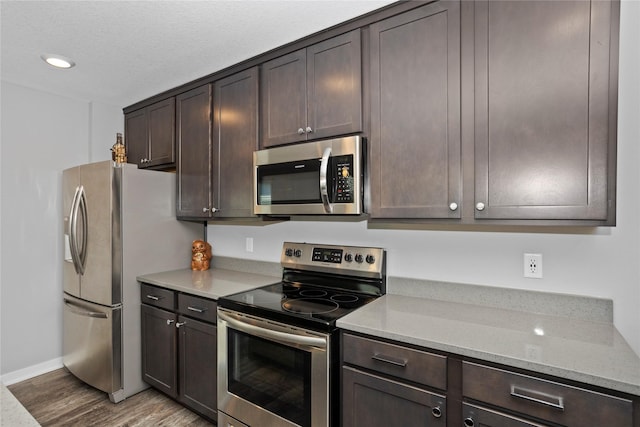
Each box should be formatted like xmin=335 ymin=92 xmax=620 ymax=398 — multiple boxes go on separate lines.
xmin=319 ymin=147 xmax=333 ymax=213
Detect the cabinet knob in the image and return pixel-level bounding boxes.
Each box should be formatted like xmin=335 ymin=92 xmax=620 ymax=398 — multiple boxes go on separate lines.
xmin=449 ymin=202 xmax=458 ymax=211
xmin=475 ymin=202 xmax=485 ymax=211
xmin=463 ymin=417 xmax=475 ymax=427
xmin=431 ymin=406 xmax=442 ymax=418
xmin=297 ymin=128 xmax=305 ymax=135
xmin=305 ymin=126 xmax=313 ymax=134
xmin=176 ymin=322 xmax=186 ymax=328
xmin=202 ymin=207 xmax=210 ymax=213
xmin=166 ymin=319 xmax=175 ymax=326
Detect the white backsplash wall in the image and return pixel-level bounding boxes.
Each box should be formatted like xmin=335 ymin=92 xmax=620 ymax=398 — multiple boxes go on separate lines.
xmin=207 ymin=1 xmax=640 ymax=357
xmin=0 ymin=81 xmax=122 ymax=378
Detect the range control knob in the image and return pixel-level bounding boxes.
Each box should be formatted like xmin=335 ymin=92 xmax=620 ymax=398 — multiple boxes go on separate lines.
xmin=293 ymin=249 xmax=302 ymax=258
xmin=285 ymin=248 xmax=293 ymax=257
xmin=354 ymin=254 xmax=364 ymax=263
xmin=344 ymin=253 xmax=353 ymax=262
xmin=365 ymin=255 xmax=376 ymax=264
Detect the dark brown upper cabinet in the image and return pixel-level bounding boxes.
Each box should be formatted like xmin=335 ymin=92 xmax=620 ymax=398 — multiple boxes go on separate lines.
xmin=125 ymin=97 xmax=175 ymax=170
xmin=368 ymin=1 xmax=461 ymax=219
xmin=212 ymin=67 xmax=260 ymax=219
xmin=176 ymin=85 xmax=213 ymax=219
xmin=260 ymin=29 xmax=362 ymax=148
xmin=472 ymin=0 xmax=619 ymax=223
xmin=176 ymin=68 xmax=259 ymax=221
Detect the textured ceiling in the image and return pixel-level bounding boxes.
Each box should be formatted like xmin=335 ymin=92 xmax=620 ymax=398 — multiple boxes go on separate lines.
xmin=1 ymin=0 xmax=395 ymax=108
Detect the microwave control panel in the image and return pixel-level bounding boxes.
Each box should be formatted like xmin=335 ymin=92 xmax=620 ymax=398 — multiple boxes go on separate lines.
xmin=334 ymin=155 xmax=354 ymax=203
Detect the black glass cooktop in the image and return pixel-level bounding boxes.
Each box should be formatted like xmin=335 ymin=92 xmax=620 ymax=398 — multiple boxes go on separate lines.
xmin=218 ymin=281 xmax=379 ymax=332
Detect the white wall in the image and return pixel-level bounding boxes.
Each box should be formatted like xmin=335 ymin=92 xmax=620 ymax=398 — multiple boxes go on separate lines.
xmin=207 ymin=2 xmax=640 ymax=356
xmin=0 ymin=81 xmax=122 ymax=376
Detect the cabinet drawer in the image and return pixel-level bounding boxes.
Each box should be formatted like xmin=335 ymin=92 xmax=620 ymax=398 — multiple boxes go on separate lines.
xmin=462 ymin=362 xmax=633 ymax=427
xmin=140 ymin=283 xmax=175 ymax=311
xmin=178 ymin=293 xmax=217 ymax=323
xmin=342 ymin=333 xmax=447 ymax=390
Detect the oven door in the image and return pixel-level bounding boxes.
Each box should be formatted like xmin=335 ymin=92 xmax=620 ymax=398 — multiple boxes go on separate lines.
xmin=217 ymin=308 xmax=330 ymax=427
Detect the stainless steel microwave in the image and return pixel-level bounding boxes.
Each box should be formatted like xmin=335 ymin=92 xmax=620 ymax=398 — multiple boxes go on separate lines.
xmin=253 ymin=135 xmax=364 ymax=215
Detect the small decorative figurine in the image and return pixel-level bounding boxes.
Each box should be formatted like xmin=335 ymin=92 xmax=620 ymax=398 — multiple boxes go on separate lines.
xmin=111 ymin=132 xmax=127 ymax=166
xmin=191 ymin=240 xmax=212 ymax=271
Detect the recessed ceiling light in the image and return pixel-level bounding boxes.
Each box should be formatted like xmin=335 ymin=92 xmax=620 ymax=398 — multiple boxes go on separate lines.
xmin=41 ymin=54 xmax=76 ymax=69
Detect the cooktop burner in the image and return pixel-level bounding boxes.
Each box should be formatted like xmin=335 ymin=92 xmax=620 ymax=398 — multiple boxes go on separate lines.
xmin=218 ymin=242 xmax=386 ymax=331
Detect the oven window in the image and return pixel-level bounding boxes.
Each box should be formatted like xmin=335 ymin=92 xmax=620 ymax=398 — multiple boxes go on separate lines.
xmin=228 ymin=329 xmax=311 ymax=427
xmin=257 ymin=159 xmax=321 ymax=205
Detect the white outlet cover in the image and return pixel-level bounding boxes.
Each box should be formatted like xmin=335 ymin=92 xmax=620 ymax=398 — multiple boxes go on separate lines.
xmin=524 ymin=253 xmax=543 ymax=278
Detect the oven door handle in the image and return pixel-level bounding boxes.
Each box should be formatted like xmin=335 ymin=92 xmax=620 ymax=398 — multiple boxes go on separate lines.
xmin=218 ymin=310 xmax=327 ymax=349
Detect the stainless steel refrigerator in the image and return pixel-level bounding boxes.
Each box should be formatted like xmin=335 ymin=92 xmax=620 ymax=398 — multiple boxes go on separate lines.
xmin=62 ymin=160 xmax=202 ymax=403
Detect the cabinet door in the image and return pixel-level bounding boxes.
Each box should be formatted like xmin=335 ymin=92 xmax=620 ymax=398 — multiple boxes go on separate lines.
xmin=124 ymin=108 xmax=148 ymax=167
xmin=176 ymin=85 xmax=213 ymax=219
xmin=213 ymin=67 xmax=259 ymax=218
xmin=369 ymin=2 xmax=461 ymax=218
xmin=473 ymin=1 xmax=617 ymax=221
xmin=178 ymin=315 xmax=217 ymax=420
xmin=307 ymin=29 xmax=362 ymax=141
xmin=141 ymin=304 xmax=177 ymax=398
xmin=342 ymin=366 xmax=446 ymax=427
xmin=146 ymin=97 xmax=176 ymax=169
xmin=260 ymin=49 xmax=307 ymax=147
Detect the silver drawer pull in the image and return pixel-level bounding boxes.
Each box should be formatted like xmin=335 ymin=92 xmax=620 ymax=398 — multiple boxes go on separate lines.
xmin=510 ymin=385 xmax=564 ymax=411
xmin=187 ymin=306 xmax=206 ymax=313
xmin=146 ymin=294 xmax=161 ymax=301
xmin=176 ymin=322 xmax=187 ymax=328
xmin=371 ymin=353 xmax=407 ymax=368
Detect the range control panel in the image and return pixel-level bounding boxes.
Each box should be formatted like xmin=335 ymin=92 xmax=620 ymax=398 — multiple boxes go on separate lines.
xmin=281 ymin=242 xmax=385 ymax=279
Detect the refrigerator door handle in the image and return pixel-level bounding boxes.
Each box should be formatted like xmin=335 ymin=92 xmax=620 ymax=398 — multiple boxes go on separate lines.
xmin=68 ymin=186 xmax=82 ymax=274
xmin=76 ymin=185 xmax=88 ymax=274
xmin=64 ymin=299 xmax=109 ymax=319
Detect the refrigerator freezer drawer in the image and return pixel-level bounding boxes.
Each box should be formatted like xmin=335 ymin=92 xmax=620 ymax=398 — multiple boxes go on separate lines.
xmin=63 ymin=294 xmax=122 ymax=398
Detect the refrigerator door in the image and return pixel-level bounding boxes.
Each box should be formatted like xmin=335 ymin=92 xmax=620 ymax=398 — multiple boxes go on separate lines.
xmin=63 ymin=293 xmax=122 ymax=399
xmin=63 ymin=166 xmax=82 ymax=298
xmin=78 ymin=161 xmax=122 ymax=306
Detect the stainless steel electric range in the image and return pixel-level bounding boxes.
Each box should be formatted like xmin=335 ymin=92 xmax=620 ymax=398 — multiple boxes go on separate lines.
xmin=217 ymin=242 xmax=386 ymax=427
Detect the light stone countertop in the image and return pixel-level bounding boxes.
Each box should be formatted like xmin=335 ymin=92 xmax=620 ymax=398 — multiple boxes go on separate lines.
xmin=337 ymin=293 xmax=640 ymax=396
xmin=137 ymin=267 xmax=280 ymax=300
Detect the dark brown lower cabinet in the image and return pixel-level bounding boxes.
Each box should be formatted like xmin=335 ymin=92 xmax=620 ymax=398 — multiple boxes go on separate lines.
xmin=141 ymin=285 xmax=217 ymax=421
xmin=342 ymin=366 xmax=446 ymax=427
xmin=141 ymin=304 xmax=177 ymax=397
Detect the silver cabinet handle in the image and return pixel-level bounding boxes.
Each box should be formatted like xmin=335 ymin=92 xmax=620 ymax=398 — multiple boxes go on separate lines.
xmin=146 ymin=294 xmax=161 ymax=301
xmin=187 ymin=306 xmax=206 ymax=313
xmin=297 ymin=128 xmax=305 ymax=135
xmin=371 ymin=353 xmax=407 ymax=367
xmin=166 ymin=319 xmax=175 ymax=325
xmin=203 ymin=207 xmax=219 ymax=213
xmin=510 ymin=385 xmax=564 ymax=411
xmin=305 ymin=126 xmax=313 ymax=133
xmin=176 ymin=322 xmax=187 ymax=328
xmin=475 ymin=202 xmax=485 ymax=211
xmin=319 ymin=147 xmax=333 ymax=213
xmin=431 ymin=406 xmax=443 ymax=418
xmin=202 ymin=207 xmax=210 ymax=213
xmin=449 ymin=202 xmax=458 ymax=211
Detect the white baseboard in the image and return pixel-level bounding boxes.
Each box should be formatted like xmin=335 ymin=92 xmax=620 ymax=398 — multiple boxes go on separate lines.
xmin=1 ymin=358 xmax=64 ymax=386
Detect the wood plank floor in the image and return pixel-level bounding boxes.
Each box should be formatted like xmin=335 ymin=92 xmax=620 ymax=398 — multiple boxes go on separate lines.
xmin=8 ymin=369 xmax=214 ymax=426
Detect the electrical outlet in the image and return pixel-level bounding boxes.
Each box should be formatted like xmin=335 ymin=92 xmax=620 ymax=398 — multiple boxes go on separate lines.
xmin=524 ymin=253 xmax=543 ymax=278
xmin=245 ymin=237 xmax=254 ymax=253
